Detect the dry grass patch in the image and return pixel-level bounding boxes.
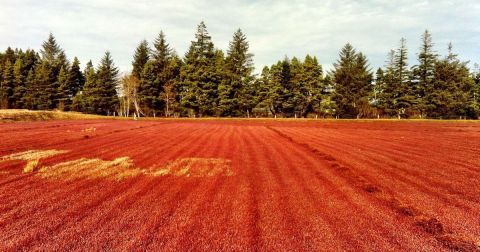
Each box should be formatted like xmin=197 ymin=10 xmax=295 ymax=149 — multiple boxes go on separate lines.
xmin=2 ymin=150 xmax=233 ymax=180
xmin=0 ymin=109 xmax=105 ymax=122
xmin=0 ymin=149 xmax=69 ymax=173
xmin=38 ymin=157 xmax=142 ymax=181
xmin=152 ymin=158 xmax=233 ymax=177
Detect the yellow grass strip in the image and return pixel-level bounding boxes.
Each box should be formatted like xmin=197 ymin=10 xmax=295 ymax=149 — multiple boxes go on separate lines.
xmin=0 ymin=149 xmax=69 ymax=173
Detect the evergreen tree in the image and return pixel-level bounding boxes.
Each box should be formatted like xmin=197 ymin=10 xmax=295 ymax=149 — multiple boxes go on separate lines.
xmin=56 ymin=66 xmax=69 ymax=110
xmin=0 ymin=60 xmax=14 ymax=109
xmin=161 ymin=54 xmax=182 ymax=117
xmin=12 ymin=58 xmax=26 ymax=108
xmin=33 ymin=61 xmax=54 ymax=109
xmin=314 ymin=75 xmax=337 ymax=118
xmin=140 ymin=31 xmax=174 ymax=116
xmin=23 ymin=69 xmax=35 ymax=109
xmin=379 ymin=50 xmax=397 ymax=116
xmin=256 ymin=66 xmax=277 ymax=117
xmin=393 ymin=38 xmax=415 ymax=118
xmin=180 ymin=22 xmax=220 ymax=117
xmin=68 ymin=57 xmax=85 ymax=98
xmin=373 ymin=68 xmax=385 ymax=109
xmin=73 ymin=61 xmax=96 ymax=112
xmin=94 ymin=52 xmax=119 ymax=115
xmin=152 ymin=31 xmax=172 ymax=70
xmin=38 ymin=33 xmax=66 ymax=109
xmin=331 ymin=43 xmax=373 ymax=118
xmin=412 ymin=30 xmax=437 ymax=117
xmin=40 ymin=33 xmax=63 ymax=65
xmin=220 ymin=29 xmax=255 ymax=116
xmin=138 ymin=61 xmax=158 ymax=115
xmin=279 ymin=57 xmax=294 ymax=116
xmin=302 ymin=55 xmax=324 ymax=117
xmin=258 ymin=60 xmax=289 ymax=117
xmin=132 ymin=40 xmax=150 ymax=79
xmin=22 ymin=49 xmax=39 ymax=74
xmin=431 ymin=44 xmax=475 ymax=118
xmin=289 ymin=57 xmax=304 ymax=117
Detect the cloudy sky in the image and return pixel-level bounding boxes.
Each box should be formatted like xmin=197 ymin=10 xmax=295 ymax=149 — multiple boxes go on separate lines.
xmin=1 ymin=0 xmax=479 ymax=73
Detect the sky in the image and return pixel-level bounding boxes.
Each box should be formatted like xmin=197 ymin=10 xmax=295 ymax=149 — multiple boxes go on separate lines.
xmin=1 ymin=0 xmax=479 ymax=74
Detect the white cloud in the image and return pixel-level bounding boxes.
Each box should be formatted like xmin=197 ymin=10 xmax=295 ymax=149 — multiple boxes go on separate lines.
xmin=1 ymin=0 xmax=479 ymax=73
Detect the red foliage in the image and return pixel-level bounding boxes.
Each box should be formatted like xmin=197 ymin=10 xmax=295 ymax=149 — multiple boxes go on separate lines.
xmin=0 ymin=120 xmax=479 ymax=250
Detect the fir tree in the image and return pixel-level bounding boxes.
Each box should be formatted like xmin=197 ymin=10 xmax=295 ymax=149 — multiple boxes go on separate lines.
xmin=68 ymin=57 xmax=85 ymax=98
xmin=0 ymin=60 xmax=14 ymax=109
xmin=138 ymin=61 xmax=159 ymax=115
xmin=431 ymin=44 xmax=475 ymax=118
xmin=373 ymin=68 xmax=385 ymax=109
xmin=161 ymin=55 xmax=182 ymax=117
xmin=73 ymin=61 xmax=96 ymax=112
xmin=303 ymin=55 xmax=326 ymax=117
xmin=220 ymin=29 xmax=255 ymax=116
xmin=94 ymin=52 xmax=119 ymax=115
xmin=412 ymin=30 xmax=437 ymax=117
xmin=152 ymin=31 xmax=172 ymax=71
xmin=256 ymin=66 xmax=276 ymax=116
xmin=180 ymin=22 xmax=219 ymax=117
xmin=332 ymin=43 xmax=373 ymax=118
xmin=56 ymin=66 xmax=69 ymax=110
xmin=12 ymin=58 xmax=26 ymax=108
xmin=140 ymin=31 xmax=174 ymax=116
xmin=132 ymin=40 xmax=150 ymax=79
xmin=40 ymin=33 xmax=63 ymax=65
xmin=393 ymin=38 xmax=415 ymax=118
xmin=33 ymin=61 xmax=54 ymax=109
xmin=23 ymin=69 xmax=35 ymax=109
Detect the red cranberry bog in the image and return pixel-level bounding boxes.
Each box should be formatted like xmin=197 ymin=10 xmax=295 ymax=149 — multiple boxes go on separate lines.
xmin=0 ymin=119 xmax=479 ymax=251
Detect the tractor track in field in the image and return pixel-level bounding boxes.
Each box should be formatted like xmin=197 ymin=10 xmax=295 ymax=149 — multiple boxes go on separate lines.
xmin=266 ymin=125 xmax=480 ymax=251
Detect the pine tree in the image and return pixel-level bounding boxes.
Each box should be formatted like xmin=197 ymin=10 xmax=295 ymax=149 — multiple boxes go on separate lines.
xmin=0 ymin=60 xmax=14 ymax=109
xmin=302 ymin=55 xmax=324 ymax=117
xmin=33 ymin=61 xmax=54 ymax=109
xmin=261 ymin=60 xmax=289 ymax=117
xmin=289 ymin=57 xmax=304 ymax=117
xmin=412 ymin=30 xmax=437 ymax=117
xmin=332 ymin=43 xmax=373 ymax=118
xmin=258 ymin=62 xmax=282 ymax=117
xmin=138 ymin=61 xmax=158 ymax=115
xmin=180 ymin=22 xmax=220 ymax=117
xmin=40 ymin=33 xmax=63 ymax=64
xmin=161 ymin=55 xmax=182 ymax=117
xmin=94 ymin=52 xmax=119 ymax=115
xmin=23 ymin=69 xmax=35 ymax=109
xmin=22 ymin=49 xmax=39 ymax=74
xmin=12 ymin=58 xmax=26 ymax=108
xmin=431 ymin=44 xmax=475 ymax=118
xmin=373 ymin=68 xmax=385 ymax=110
xmin=68 ymin=57 xmax=85 ymax=98
xmin=220 ymin=29 xmax=255 ymax=116
xmin=141 ymin=31 xmax=174 ymax=116
xmin=393 ymin=38 xmax=415 ymax=118
xmin=471 ymin=64 xmax=480 ymax=118
xmin=379 ymin=50 xmax=397 ymax=116
xmin=73 ymin=61 xmax=96 ymax=112
xmin=152 ymin=31 xmax=172 ymax=70
xmin=56 ymin=66 xmax=69 ymax=110
xmin=314 ymin=75 xmax=337 ymax=118
xmin=132 ymin=40 xmax=150 ymax=79
xmin=38 ymin=33 xmax=66 ymax=109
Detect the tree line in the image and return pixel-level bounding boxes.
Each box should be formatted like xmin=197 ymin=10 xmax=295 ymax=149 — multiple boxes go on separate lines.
xmin=1 ymin=23 xmax=479 ymax=119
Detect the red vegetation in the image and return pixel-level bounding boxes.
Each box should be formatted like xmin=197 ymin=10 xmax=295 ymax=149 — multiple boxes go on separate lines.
xmin=0 ymin=119 xmax=479 ymax=251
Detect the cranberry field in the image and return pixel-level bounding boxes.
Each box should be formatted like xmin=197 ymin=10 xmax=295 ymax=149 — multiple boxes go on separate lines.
xmin=0 ymin=119 xmax=479 ymax=251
